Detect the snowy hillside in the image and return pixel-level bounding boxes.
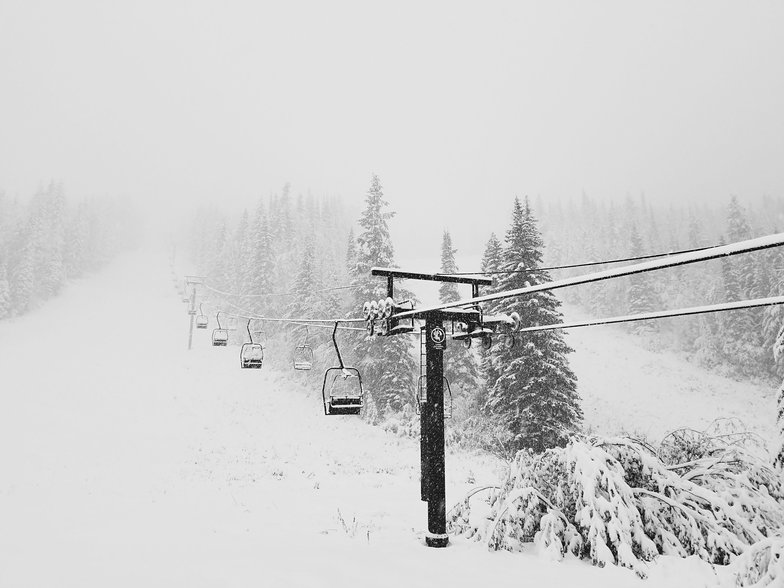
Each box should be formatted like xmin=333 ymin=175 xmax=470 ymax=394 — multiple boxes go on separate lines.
xmin=562 ymin=304 xmax=778 ymax=450
xmin=0 ymin=250 xmax=770 ymax=587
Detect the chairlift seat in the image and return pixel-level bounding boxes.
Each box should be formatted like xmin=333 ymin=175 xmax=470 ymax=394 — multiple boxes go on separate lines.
xmin=212 ymin=329 xmax=229 ymax=346
xmin=328 ymin=397 xmax=363 ymax=415
xmin=322 ymin=367 xmax=363 ymax=415
xmin=293 ymin=344 xmax=314 ymax=371
xmin=196 ymin=316 xmax=208 ymax=329
xmin=240 ymin=343 xmax=263 ymax=368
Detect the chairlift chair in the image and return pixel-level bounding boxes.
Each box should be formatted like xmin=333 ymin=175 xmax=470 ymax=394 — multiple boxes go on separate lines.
xmin=322 ymin=323 xmax=363 ymax=415
xmin=293 ymin=327 xmax=313 ymax=371
xmin=212 ymin=312 xmax=229 ymax=347
xmin=212 ymin=329 xmax=229 ymax=346
xmin=323 ymin=368 xmax=363 ymax=415
xmin=240 ymin=320 xmax=263 ymax=369
xmin=196 ymin=304 xmax=208 ymax=329
xmin=240 ymin=343 xmax=263 ymax=368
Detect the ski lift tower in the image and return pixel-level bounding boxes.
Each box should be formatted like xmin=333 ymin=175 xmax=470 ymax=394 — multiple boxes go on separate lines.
xmin=185 ymin=275 xmax=206 ymax=350
xmin=369 ymin=268 xmax=492 ymax=548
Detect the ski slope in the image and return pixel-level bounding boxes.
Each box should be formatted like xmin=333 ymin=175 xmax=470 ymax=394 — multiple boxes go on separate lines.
xmin=0 ymin=250 xmax=760 ymax=587
xmin=562 ymin=305 xmax=778 ymax=449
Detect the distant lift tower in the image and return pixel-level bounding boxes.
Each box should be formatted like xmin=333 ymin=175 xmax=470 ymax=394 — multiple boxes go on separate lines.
xmin=184 ymin=275 xmax=206 ymax=350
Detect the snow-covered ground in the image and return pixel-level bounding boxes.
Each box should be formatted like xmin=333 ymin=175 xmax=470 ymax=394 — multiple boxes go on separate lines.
xmin=1 ymin=250 xmax=773 ymax=587
xmin=562 ymin=305 xmax=778 ymax=450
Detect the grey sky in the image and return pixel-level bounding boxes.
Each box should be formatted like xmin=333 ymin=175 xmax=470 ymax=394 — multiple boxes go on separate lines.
xmin=1 ymin=1 xmax=782 ymax=260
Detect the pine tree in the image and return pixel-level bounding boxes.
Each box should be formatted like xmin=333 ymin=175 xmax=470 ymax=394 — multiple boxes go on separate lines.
xmin=485 ymin=197 xmax=582 ymax=453
xmin=478 ymin=232 xmax=504 ymax=411
xmin=348 ymin=174 xmax=417 ymax=419
xmin=438 ymin=231 xmax=459 ymax=303
xmin=764 ymin=248 xmax=784 ymax=377
xmin=246 ymin=202 xmax=274 ymax=315
xmin=439 ymin=230 xmax=478 ymax=398
xmin=0 ymin=264 xmax=10 ymax=319
xmin=627 ymin=223 xmax=660 ymax=333
xmin=345 ymin=228 xmax=357 ymax=275
xmin=727 ymin=195 xmax=752 ymax=243
xmin=719 ymin=199 xmax=763 ymax=375
xmin=288 ymin=238 xmax=318 ymax=319
xmin=9 ymin=238 xmax=35 ymax=315
xmin=772 ymin=327 xmax=784 ymax=471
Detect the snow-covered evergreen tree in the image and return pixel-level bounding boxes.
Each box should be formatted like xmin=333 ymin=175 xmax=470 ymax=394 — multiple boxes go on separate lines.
xmin=10 ymin=238 xmax=35 ymax=314
xmin=485 ymin=197 xmax=582 ymax=453
xmin=478 ymin=232 xmax=504 ymax=412
xmin=439 ymin=230 xmax=478 ymax=398
xmin=348 ymin=174 xmax=417 ymax=419
xmin=288 ymin=238 xmax=318 ymax=319
xmin=345 ymin=228 xmax=356 ymax=276
xmin=773 ymin=326 xmax=784 ymax=471
xmin=626 ymin=223 xmax=660 ymax=333
xmin=438 ymin=231 xmax=459 ymax=303
xmin=0 ymin=264 xmax=10 ymax=319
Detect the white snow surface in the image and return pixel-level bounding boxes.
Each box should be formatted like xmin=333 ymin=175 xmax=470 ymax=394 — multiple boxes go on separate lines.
xmin=562 ymin=304 xmax=778 ymax=449
xmin=0 ymin=250 xmax=770 ymax=587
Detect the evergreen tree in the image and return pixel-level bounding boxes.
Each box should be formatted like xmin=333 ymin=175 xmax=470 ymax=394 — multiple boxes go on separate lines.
xmin=246 ymin=202 xmax=274 ymax=315
xmin=763 ymin=248 xmax=784 ymax=377
xmin=627 ymin=223 xmax=660 ymax=333
xmin=478 ymin=232 xmax=504 ymax=411
xmin=438 ymin=231 xmax=459 ymax=303
xmin=727 ymin=195 xmax=752 ymax=243
xmin=773 ymin=326 xmax=784 ymax=471
xmin=288 ymin=238 xmax=318 ymax=319
xmin=10 ymin=238 xmax=35 ymax=314
xmin=348 ymin=175 xmax=417 ymax=419
xmin=719 ymin=200 xmax=763 ymax=375
xmin=485 ymin=197 xmax=582 ymax=453
xmin=345 ymin=228 xmax=357 ymax=275
xmin=439 ymin=230 xmax=478 ymax=398
xmin=0 ymin=264 xmax=10 ymax=319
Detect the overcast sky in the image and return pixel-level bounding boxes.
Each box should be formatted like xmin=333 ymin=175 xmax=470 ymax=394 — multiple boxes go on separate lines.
xmin=1 ymin=1 xmax=782 ymax=261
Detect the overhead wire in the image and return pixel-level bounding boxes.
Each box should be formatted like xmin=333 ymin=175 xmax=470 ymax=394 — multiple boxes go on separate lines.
xmin=185 ymin=232 xmax=784 ymax=336
xmin=195 ymin=241 xmax=733 ymax=307
xmin=443 ymin=244 xmax=715 ymax=276
xmin=515 ymin=296 xmax=784 ymax=333
xmin=196 ymin=299 xmax=366 ymax=331
xmin=387 ymin=232 xmax=784 ymax=321
xmin=201 ymin=282 xmax=358 ymax=299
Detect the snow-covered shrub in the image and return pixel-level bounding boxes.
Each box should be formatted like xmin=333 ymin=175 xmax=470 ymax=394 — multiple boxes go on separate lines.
xmin=443 ymin=412 xmax=519 ymax=461
xmin=448 ymin=433 xmax=784 ymax=578
xmin=380 ymin=404 xmax=419 ymax=438
xmin=772 ymin=325 xmax=784 ymax=471
xmin=732 ymin=531 xmax=784 ymax=587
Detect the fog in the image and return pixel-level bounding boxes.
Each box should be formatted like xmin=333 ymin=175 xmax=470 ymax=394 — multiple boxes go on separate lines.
xmin=1 ymin=0 xmax=783 ymax=259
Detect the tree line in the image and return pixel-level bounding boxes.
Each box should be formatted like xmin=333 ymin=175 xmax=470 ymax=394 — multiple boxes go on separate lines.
xmin=536 ymin=194 xmax=784 ymax=382
xmin=187 ymin=177 xmax=581 ymax=456
xmin=186 ymin=179 xmax=784 ymax=466
xmin=0 ymin=183 xmax=139 ymax=319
